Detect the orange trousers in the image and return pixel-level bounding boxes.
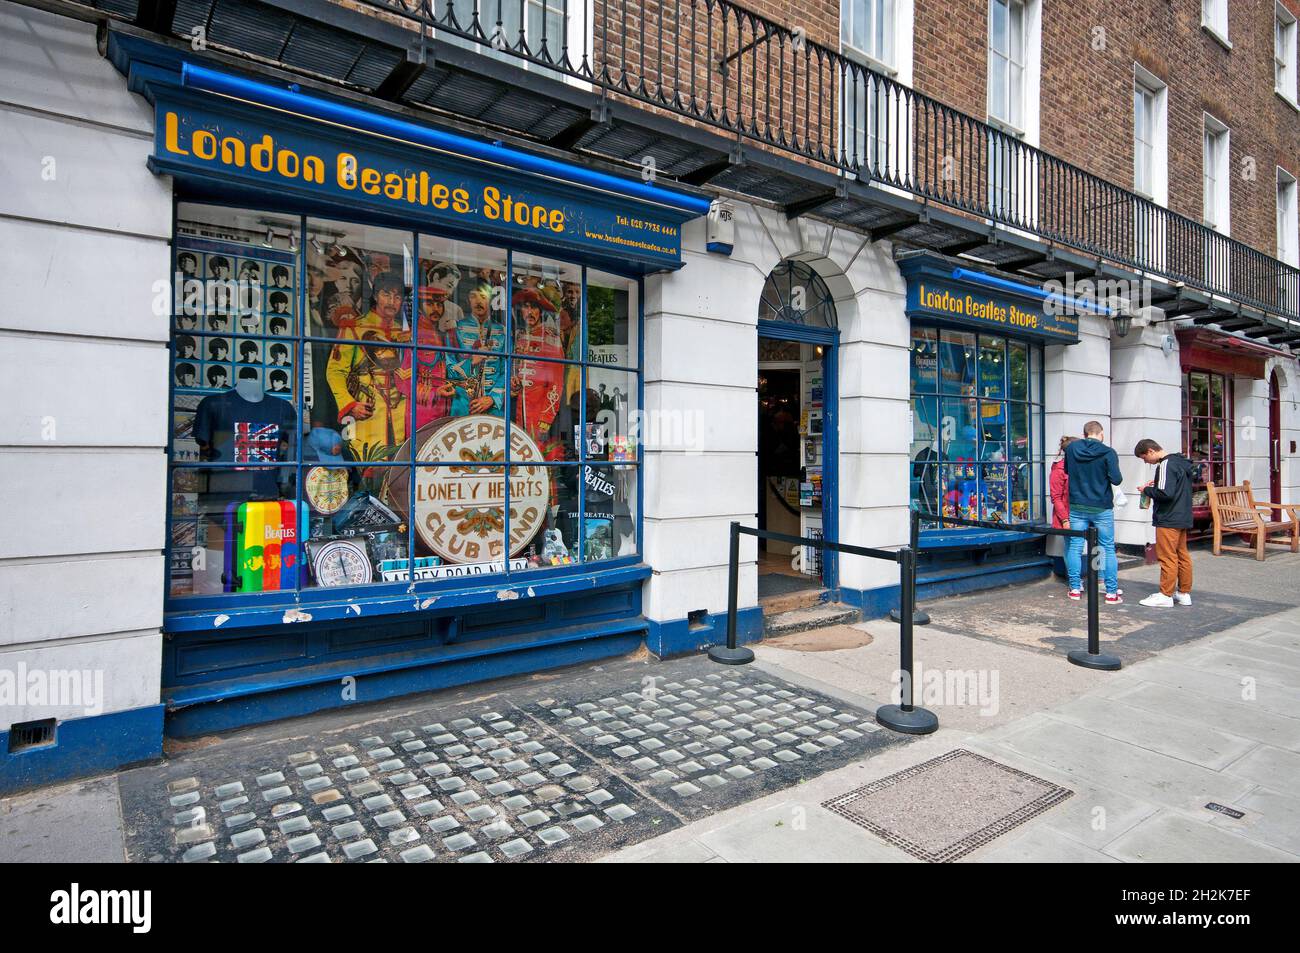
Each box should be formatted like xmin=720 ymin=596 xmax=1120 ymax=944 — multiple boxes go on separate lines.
xmin=1155 ymin=527 xmax=1193 ymax=597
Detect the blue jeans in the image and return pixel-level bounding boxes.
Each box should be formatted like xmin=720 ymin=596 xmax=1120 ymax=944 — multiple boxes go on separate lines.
xmin=1066 ymin=509 xmax=1119 ymax=594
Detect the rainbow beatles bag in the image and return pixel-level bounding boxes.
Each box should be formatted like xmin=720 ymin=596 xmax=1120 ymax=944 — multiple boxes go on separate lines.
xmin=222 ymin=500 xmax=298 ymax=592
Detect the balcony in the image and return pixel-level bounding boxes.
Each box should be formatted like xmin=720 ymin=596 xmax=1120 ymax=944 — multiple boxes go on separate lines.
xmin=77 ymin=0 xmax=1300 ymax=346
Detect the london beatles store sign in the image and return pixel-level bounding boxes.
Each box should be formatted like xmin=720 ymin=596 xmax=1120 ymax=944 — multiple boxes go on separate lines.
xmin=899 ymin=255 xmax=1082 ymax=344
xmin=146 ymin=68 xmax=704 ymax=270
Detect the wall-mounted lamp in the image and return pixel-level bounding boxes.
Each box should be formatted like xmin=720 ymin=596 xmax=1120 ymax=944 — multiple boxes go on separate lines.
xmin=1112 ymin=312 xmax=1133 ymax=337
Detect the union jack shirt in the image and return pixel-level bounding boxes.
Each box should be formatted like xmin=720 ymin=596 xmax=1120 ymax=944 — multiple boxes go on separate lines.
xmin=234 ymin=421 xmax=281 ymax=466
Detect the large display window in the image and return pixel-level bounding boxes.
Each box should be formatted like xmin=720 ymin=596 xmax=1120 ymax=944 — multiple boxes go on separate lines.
xmin=909 ymin=326 xmax=1044 ymax=524
xmin=168 ymin=203 xmax=640 ymax=600
xmin=1182 ymin=369 xmax=1234 ymax=514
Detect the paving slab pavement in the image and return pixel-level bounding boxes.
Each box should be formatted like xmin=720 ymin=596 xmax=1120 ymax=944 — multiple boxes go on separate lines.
xmin=603 ymin=551 xmax=1300 ymax=863
xmin=3 ymin=549 xmax=1298 ymax=863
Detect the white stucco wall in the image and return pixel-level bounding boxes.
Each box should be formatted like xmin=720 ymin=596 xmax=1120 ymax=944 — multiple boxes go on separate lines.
xmin=642 ymin=200 xmax=910 ymax=624
xmin=1111 ymin=316 xmax=1183 ymax=547
xmin=0 ymin=2 xmax=169 ymax=727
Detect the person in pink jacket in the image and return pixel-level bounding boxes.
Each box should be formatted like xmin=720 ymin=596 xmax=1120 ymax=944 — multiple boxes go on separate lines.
xmin=1048 ymin=436 xmax=1076 ymax=578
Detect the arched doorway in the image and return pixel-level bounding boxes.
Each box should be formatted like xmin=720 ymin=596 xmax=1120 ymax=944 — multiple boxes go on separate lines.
xmin=1270 ymin=369 xmax=1283 ymax=504
xmin=756 ymin=259 xmax=840 ymax=594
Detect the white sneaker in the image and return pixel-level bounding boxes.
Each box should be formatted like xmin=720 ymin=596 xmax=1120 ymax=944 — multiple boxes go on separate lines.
xmin=1139 ymin=592 xmax=1174 ymax=608
xmin=1174 ymin=591 xmax=1192 ymax=606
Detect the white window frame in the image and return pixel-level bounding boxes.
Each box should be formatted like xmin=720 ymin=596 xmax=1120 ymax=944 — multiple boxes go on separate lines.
xmin=1277 ymin=3 xmax=1298 ymax=105
xmin=1202 ymin=0 xmax=1230 ymax=47
xmin=985 ymin=0 xmax=1040 ymax=231
xmin=1279 ymin=167 xmax=1299 ymax=267
xmin=838 ymin=1 xmax=914 ymax=179
xmin=987 ymin=0 xmax=1028 ymax=134
xmin=1202 ymin=113 xmax=1230 ymax=235
xmin=1133 ymin=67 xmax=1168 ymax=269
xmin=433 ymin=0 xmax=591 ymax=87
xmin=842 ymin=0 xmax=896 ymax=71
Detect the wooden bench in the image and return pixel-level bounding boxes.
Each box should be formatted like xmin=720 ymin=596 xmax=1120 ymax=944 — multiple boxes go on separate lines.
xmin=1206 ymin=481 xmax=1300 ymax=561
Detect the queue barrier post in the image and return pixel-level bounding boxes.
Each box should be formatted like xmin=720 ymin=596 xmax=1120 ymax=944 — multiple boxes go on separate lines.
xmin=875 ymin=545 xmax=939 ymax=735
xmin=1067 ymin=524 xmax=1122 ymax=671
xmin=889 ymin=508 xmax=931 ymax=626
xmin=708 ymin=520 xmax=756 ymax=665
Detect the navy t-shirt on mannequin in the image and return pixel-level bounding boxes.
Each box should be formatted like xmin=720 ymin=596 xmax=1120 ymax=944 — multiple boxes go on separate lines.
xmin=194 ymin=389 xmax=297 ymax=499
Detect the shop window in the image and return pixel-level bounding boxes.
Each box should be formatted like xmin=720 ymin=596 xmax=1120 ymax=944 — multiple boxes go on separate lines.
xmin=168 ymin=204 xmax=641 ymax=601
xmin=909 ymin=327 xmax=1042 ymax=525
xmin=1182 ymin=369 xmax=1234 ymax=513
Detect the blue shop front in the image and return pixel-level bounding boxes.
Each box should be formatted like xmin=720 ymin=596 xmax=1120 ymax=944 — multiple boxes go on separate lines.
xmin=898 ymin=252 xmax=1084 ymax=597
xmin=109 ymin=36 xmax=710 ymax=736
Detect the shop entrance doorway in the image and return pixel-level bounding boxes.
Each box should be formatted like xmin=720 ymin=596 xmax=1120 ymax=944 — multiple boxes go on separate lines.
xmin=1270 ymin=369 xmax=1283 ymax=504
xmin=755 ymin=259 xmax=840 ymax=602
xmin=756 ymin=334 xmax=836 ymax=599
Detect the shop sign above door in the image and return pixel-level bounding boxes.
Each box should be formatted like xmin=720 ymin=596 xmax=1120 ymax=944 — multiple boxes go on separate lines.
xmin=900 ymin=254 xmax=1082 ymax=344
xmin=138 ymin=58 xmax=708 ymax=270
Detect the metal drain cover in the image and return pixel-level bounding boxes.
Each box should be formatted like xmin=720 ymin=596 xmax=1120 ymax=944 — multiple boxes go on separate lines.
xmin=822 ymin=749 xmax=1072 ymax=862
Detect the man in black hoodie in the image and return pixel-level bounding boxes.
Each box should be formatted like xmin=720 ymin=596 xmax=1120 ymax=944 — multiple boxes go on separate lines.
xmin=1134 ymin=438 xmax=1196 ymax=608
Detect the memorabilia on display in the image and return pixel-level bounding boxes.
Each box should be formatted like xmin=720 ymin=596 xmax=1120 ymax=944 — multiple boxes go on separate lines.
xmin=172 ymin=232 xmax=297 ymax=406
xmin=554 ymin=464 xmax=634 ymax=562
xmin=325 ymin=270 xmax=412 ymax=461
xmin=309 ymin=537 xmax=373 ymax=588
xmin=383 ymin=415 xmax=550 ymax=563
xmin=221 ymin=500 xmax=298 ymax=593
xmin=304 ymin=466 xmax=349 ymax=515
xmin=193 ymin=380 xmax=297 ymax=499
xmin=444 ymin=284 xmax=506 ymax=417
xmin=608 ymin=435 xmax=632 ymax=462
xmin=379 ymin=556 xmax=443 ymax=582
xmin=578 ymin=423 xmax=607 ymax=457
xmin=169 ymin=210 xmax=641 ymax=598
xmin=538 ymin=528 xmax=572 ymax=565
xmin=510 ymin=287 xmax=565 ymax=444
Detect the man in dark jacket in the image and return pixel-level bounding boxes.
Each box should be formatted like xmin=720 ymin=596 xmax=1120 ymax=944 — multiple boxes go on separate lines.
xmin=1134 ymin=438 xmax=1195 ymax=608
xmin=1064 ymin=421 xmax=1124 ymax=602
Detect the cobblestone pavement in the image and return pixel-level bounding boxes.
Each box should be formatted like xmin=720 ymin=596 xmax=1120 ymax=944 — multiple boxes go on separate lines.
xmin=118 ymin=656 xmax=907 ymax=863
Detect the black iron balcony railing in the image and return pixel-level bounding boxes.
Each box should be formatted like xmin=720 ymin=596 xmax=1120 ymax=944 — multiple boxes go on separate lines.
xmin=365 ymin=2 xmax=1300 ymax=322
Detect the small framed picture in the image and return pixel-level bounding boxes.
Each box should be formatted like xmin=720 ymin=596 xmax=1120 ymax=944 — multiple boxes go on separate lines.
xmin=174 ymin=360 xmax=200 ymax=390
xmin=265 ymin=342 xmax=293 ymax=368
xmin=202 ymin=362 xmax=231 ymax=390
xmin=205 ymin=336 xmax=233 ymax=363
xmin=236 ymin=311 xmax=264 ymax=336
xmin=268 ymin=263 xmax=294 ymax=291
xmin=236 ymin=339 xmax=263 ymax=365
xmin=265 ymin=289 xmax=294 ymax=320
xmin=265 ymin=367 xmax=293 ymax=395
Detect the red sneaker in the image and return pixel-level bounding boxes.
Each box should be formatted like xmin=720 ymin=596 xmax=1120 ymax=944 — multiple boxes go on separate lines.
xmin=1068 ymin=590 xmax=1082 ymax=601
xmin=1105 ymin=592 xmax=1123 ymax=605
